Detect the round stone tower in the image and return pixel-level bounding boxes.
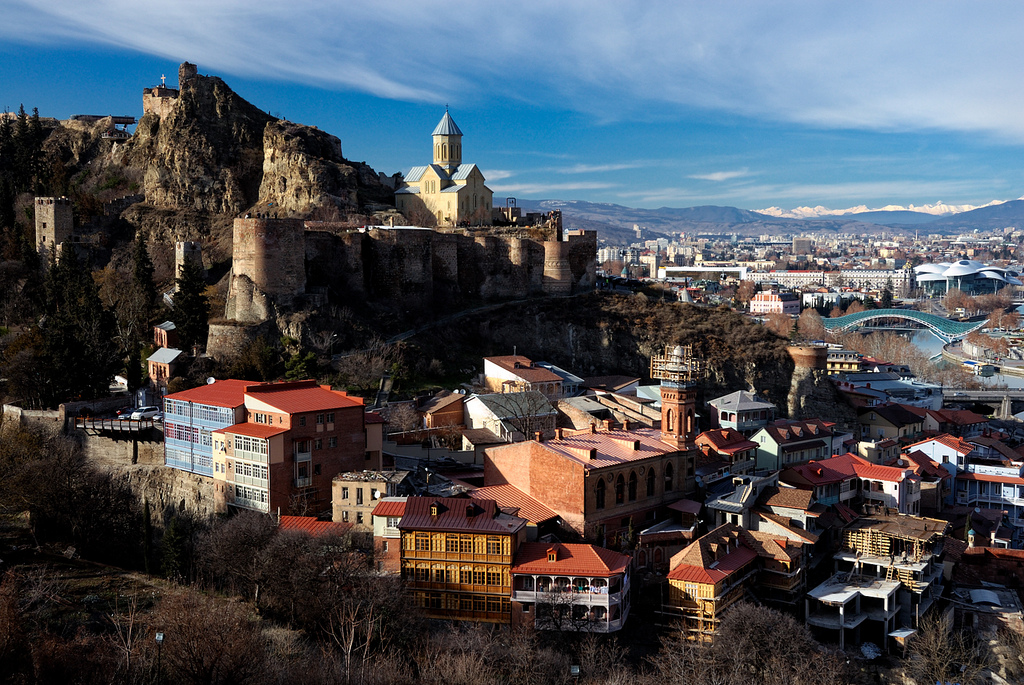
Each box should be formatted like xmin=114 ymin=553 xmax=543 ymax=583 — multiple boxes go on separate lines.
xmin=226 ymin=217 xmax=306 ymax=323
xmin=542 ymin=240 xmax=572 ymax=295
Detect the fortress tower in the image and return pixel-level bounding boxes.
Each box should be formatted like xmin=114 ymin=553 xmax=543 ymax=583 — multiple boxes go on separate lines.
xmin=175 ymin=241 xmax=205 ymax=278
xmin=35 ymin=197 xmax=73 ymax=256
xmin=225 ymin=217 xmax=306 ymax=323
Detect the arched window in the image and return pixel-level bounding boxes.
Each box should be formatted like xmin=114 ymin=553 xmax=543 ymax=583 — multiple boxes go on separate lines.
xmin=442 ymin=143 xmax=447 ymax=158
xmin=665 ymin=463 xmax=674 ymax=491
xmin=666 ymin=408 xmax=675 ymax=432
xmin=628 ymin=471 xmax=638 ymax=501
xmin=721 ymin=410 xmax=728 ymax=421
xmin=615 ymin=475 xmax=625 ymax=505
xmin=596 ymin=479 xmax=606 ymax=509
xmin=686 ymin=410 xmax=693 ymax=435
xmin=646 ymin=468 xmax=656 ymax=496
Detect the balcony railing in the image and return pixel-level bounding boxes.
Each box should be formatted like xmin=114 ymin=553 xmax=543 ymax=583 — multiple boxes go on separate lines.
xmin=294 ymin=476 xmax=312 ymax=488
xmin=294 ymin=451 xmax=312 ymax=463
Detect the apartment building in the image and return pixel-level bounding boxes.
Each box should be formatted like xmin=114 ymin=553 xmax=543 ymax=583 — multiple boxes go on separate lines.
xmin=664 ymin=523 xmax=806 ymax=641
xmin=749 ymin=290 xmax=800 ymax=315
xmin=399 ymin=496 xmax=527 ymax=623
xmin=333 ymin=471 xmax=411 ymax=530
xmin=484 ymin=424 xmax=696 ymax=544
xmin=751 ymin=419 xmax=843 ymax=471
xmin=511 ymin=543 xmax=632 ymax=633
xmin=706 ymin=390 xmax=776 ymax=435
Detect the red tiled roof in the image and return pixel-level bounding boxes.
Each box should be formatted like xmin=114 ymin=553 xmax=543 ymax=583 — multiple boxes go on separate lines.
xmin=399 ymin=496 xmax=526 ymax=534
xmin=956 ymin=472 xmax=1024 ymax=485
xmin=835 ymin=502 xmax=859 ymax=523
xmin=486 ymin=356 xmax=562 ymax=383
xmin=365 ymin=411 xmax=386 ymax=424
xmin=511 ymin=543 xmax=631 ymax=576
xmin=215 ymin=422 xmax=288 ymax=439
xmin=887 ymin=450 xmax=951 ymax=480
xmin=761 ymin=419 xmax=835 ymax=445
xmin=278 ymin=516 xmax=352 ymax=537
xmin=907 ymin=434 xmax=974 ymax=455
xmin=668 ymin=542 xmax=757 ymax=585
xmin=371 ymin=499 xmax=407 ymax=518
xmin=164 ymin=378 xmax=251 ymax=408
xmin=532 ymin=426 xmax=678 ymax=469
xmin=245 ymin=380 xmax=363 ymax=414
xmin=469 ymin=484 xmax=558 ymax=524
xmin=696 ymin=428 xmax=758 ymax=454
xmin=755 ymin=511 xmax=819 ymax=543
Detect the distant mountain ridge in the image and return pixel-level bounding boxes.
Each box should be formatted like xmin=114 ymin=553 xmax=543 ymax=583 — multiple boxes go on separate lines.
xmin=499 ymin=196 xmax=1024 ymax=243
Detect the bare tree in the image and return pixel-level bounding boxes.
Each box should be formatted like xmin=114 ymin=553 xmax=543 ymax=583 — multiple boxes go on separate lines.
xmin=796 ymin=308 xmax=825 ymax=340
xmin=764 ymin=312 xmax=793 ymax=338
xmin=906 ymin=613 xmax=991 ymax=685
xmin=484 ymin=391 xmax=555 ymax=442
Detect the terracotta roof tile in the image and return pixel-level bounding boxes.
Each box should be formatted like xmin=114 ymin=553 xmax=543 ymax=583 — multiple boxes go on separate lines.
xmin=757 ymin=486 xmax=815 ymax=511
xmin=512 ymin=543 xmax=631 ymax=576
xmin=278 ymin=516 xmax=352 ymax=537
xmin=245 ymin=380 xmax=363 ymax=414
xmin=398 ymin=496 xmax=527 ymax=535
xmin=486 ymin=356 xmax=563 ymax=383
xmin=469 ymin=484 xmax=558 ymax=524
xmin=907 ymin=434 xmax=974 ymax=455
xmin=164 ymin=378 xmax=251 ymax=408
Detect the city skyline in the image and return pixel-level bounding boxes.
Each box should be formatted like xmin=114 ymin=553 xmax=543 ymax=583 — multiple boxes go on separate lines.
xmin=4 ymin=1 xmax=1024 ymax=212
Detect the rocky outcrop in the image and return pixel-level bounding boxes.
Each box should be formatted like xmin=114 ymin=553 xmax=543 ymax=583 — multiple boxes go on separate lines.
xmin=787 ymin=345 xmax=857 ymax=430
xmin=113 ymin=62 xmax=393 ymax=235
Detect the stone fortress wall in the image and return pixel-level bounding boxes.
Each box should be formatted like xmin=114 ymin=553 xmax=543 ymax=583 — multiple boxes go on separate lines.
xmin=212 ymin=212 xmax=597 ymax=357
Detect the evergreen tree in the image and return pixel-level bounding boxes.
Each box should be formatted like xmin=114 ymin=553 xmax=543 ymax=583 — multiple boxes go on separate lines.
xmin=161 ymin=516 xmax=189 ymax=581
xmin=284 ymin=350 xmax=318 ymax=381
xmin=172 ymin=258 xmax=210 ymax=351
xmin=131 ymin=235 xmax=157 ymax=315
xmin=40 ymin=245 xmax=120 ymax=404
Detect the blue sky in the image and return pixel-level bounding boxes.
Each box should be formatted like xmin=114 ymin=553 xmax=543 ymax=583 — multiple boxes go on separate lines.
xmin=4 ymin=1 xmax=1024 ymax=214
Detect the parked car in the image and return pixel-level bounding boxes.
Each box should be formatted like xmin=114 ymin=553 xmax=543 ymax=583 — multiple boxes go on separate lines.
xmin=131 ymin=406 xmax=160 ymax=420
xmin=116 ymin=407 xmax=136 ymax=419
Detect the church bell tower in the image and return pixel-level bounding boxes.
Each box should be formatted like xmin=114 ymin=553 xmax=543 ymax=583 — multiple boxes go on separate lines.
xmin=432 ymin=109 xmax=463 ymax=175
xmin=651 ymin=345 xmax=703 ymax=449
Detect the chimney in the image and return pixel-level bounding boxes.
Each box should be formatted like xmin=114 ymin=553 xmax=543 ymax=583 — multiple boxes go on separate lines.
xmin=590 ymin=423 xmax=597 ymax=434
xmin=466 ymin=504 xmax=476 ymax=518
xmin=623 ymin=420 xmax=631 ymax=431
xmin=535 ymin=431 xmax=543 ymax=442
xmin=587 ymin=448 xmax=598 ymax=460
xmin=602 ymin=419 xmax=614 ymax=432
xmin=555 ymin=428 xmax=564 ymax=440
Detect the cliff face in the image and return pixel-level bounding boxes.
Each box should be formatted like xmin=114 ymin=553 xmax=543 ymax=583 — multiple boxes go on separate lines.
xmin=109 ymin=62 xmax=394 ymax=249
xmin=407 ymin=293 xmax=799 ymax=412
xmin=119 ymin=63 xmax=273 ymax=215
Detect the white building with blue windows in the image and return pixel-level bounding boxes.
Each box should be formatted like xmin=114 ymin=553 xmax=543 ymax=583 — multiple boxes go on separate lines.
xmin=162 ymin=379 xmax=250 ymax=477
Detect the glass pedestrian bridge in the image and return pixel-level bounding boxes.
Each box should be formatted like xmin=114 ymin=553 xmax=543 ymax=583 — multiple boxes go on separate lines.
xmin=821 ymin=308 xmax=987 ymax=344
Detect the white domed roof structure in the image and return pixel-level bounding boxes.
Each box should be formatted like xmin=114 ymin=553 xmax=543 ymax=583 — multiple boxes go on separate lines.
xmin=913 ymin=260 xmax=1019 ymax=295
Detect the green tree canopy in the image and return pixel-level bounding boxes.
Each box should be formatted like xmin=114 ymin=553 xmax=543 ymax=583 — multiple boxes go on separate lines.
xmin=171 ymin=258 xmax=210 ymax=351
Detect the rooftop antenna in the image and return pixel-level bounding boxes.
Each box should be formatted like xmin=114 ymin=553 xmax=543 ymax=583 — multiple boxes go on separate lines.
xmin=513 ymin=345 xmax=517 ymax=357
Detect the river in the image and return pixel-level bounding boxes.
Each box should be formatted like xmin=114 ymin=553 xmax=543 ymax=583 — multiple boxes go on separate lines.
xmin=909 ymin=329 xmax=1024 ymax=389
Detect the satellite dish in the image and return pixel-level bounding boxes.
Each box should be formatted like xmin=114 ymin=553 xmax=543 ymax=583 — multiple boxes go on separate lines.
xmin=373 ymin=491 xmax=381 ymax=499
xmin=206 ymin=377 xmax=216 ymax=385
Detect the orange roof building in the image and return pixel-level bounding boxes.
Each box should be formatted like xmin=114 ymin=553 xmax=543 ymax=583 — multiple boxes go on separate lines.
xmin=165 ymin=378 xmax=369 ymax=518
xmin=665 ymin=523 xmax=806 ymax=641
xmin=511 ymin=542 xmax=632 ymax=633
xmin=484 ymin=424 xmax=697 ymax=543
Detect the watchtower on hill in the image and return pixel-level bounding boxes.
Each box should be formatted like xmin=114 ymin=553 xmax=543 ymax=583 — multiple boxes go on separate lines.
xmin=35 ymin=196 xmax=73 ymax=256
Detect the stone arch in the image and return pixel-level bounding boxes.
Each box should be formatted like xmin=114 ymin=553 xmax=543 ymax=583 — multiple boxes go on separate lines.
xmin=666 ymin=408 xmax=675 ymax=433
xmin=664 ymin=463 xmax=674 ymax=491
xmin=596 ymin=478 xmax=606 ymax=509
xmin=615 ymin=474 xmax=625 ymax=505
xmin=628 ymin=471 xmax=638 ymax=501
xmin=646 ymin=468 xmax=656 ymax=496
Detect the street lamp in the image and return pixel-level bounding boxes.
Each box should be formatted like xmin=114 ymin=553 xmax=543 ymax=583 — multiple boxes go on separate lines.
xmin=155 ymin=631 xmax=164 ymax=683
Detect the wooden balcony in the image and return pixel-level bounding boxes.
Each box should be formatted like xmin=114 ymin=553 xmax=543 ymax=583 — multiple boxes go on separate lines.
xmin=403 ymin=550 xmax=511 ymax=564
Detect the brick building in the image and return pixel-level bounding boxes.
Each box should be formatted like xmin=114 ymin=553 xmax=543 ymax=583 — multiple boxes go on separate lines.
xmin=163 ymin=379 xmax=369 ymax=516
xmin=485 ymin=424 xmax=696 ymax=544
xmin=332 ymin=471 xmax=410 ymax=530
xmin=749 ymin=290 xmax=800 ymax=315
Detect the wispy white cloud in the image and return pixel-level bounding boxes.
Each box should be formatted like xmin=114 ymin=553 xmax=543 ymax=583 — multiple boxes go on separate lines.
xmin=8 ymin=1 xmax=1024 ymax=140
xmin=688 ymin=169 xmax=752 ymax=182
xmin=555 ymin=163 xmax=644 ymax=174
xmin=483 ymin=169 xmax=514 ymax=181
xmin=490 ymin=181 xmax=616 ymax=195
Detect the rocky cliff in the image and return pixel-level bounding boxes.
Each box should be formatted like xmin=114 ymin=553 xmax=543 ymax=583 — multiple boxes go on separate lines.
xmin=94 ymin=62 xmax=395 ymax=252
xmin=404 ymin=292 xmax=799 ymax=413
